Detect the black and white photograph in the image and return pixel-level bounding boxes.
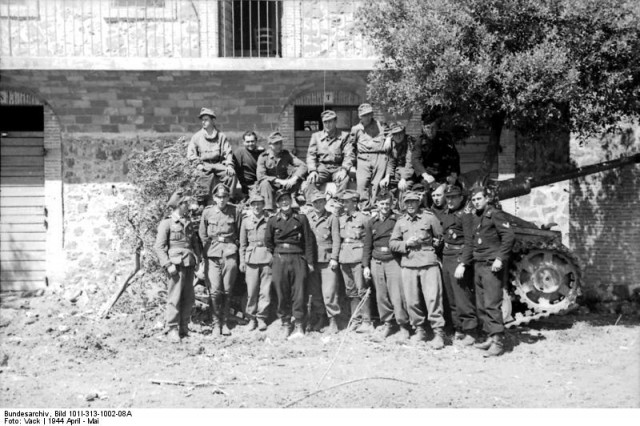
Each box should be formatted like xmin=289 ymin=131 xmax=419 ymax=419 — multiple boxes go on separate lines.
xmin=0 ymin=0 xmax=638 ymax=420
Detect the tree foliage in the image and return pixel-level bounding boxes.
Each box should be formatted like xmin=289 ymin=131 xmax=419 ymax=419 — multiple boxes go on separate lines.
xmin=358 ymin=0 xmax=640 ymax=142
xmin=107 ymin=138 xmax=198 ymax=285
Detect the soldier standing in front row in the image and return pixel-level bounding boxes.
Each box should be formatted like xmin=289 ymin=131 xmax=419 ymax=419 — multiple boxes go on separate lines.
xmin=187 ymin=107 xmax=237 ymax=201
xmin=307 ymin=190 xmax=342 ymax=333
xmin=440 ymin=185 xmax=477 ymax=345
xmin=457 ymin=186 xmax=515 ymax=357
xmin=154 ymin=195 xmax=202 ymax=343
xmin=363 ymin=191 xmax=410 ymax=339
xmin=265 ymin=190 xmax=315 ymax=340
xmin=390 ymin=191 xmax=446 ymax=349
xmin=199 ymin=184 xmax=241 ymax=336
xmin=338 ymin=190 xmax=374 ymax=333
xmin=239 ymin=193 xmax=272 ymax=332
xmin=305 ymin=109 xmax=354 ymax=199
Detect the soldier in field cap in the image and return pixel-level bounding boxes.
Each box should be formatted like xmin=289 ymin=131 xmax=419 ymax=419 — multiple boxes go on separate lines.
xmin=187 ymin=107 xmax=237 ymax=202
xmin=348 ymin=103 xmax=389 ymax=210
xmin=239 ymin=191 xmax=272 ymax=332
xmin=256 ymin=132 xmax=308 ymax=211
xmin=305 ymin=109 xmax=354 ymax=200
xmin=379 ymin=122 xmax=416 ymax=210
xmin=199 ymin=183 xmax=241 ymax=336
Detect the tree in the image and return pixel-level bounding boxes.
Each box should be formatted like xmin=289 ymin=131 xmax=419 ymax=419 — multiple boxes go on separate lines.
xmin=358 ymin=0 xmax=640 ymax=175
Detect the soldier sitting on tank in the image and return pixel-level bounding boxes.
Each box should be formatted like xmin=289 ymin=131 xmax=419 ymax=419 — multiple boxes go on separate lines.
xmin=256 ymin=132 xmax=308 ymax=211
xmin=305 ymin=110 xmax=354 ymax=200
xmin=187 ymin=107 xmax=237 ymax=203
xmin=457 ymin=186 xmax=515 ymax=357
xmin=154 ymin=193 xmax=202 ymax=343
xmin=379 ymin=122 xmax=415 ymax=210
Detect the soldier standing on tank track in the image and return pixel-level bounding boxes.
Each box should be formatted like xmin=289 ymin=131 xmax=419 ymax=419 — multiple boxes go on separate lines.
xmin=457 ymin=186 xmax=515 ymax=357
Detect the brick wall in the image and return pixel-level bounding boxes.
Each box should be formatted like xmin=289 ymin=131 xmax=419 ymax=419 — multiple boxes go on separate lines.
xmin=570 ymin=124 xmax=640 ymax=302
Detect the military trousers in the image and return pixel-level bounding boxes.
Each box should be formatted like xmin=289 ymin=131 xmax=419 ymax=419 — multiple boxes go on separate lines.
xmin=474 ymin=262 xmax=505 ymax=336
xmin=340 ymin=262 xmax=367 ymax=299
xmin=309 ymin=262 xmax=341 ymax=318
xmin=304 ymin=164 xmax=349 ymax=200
xmin=371 ymin=258 xmax=408 ymax=325
xmin=166 ymin=265 xmax=195 ymax=331
xmin=272 ymin=252 xmax=308 ymax=322
xmin=206 ymin=254 xmax=238 ymax=297
xmin=196 ymin=168 xmax=237 ymax=198
xmin=442 ymin=254 xmax=477 ymax=331
xmin=356 ymin=152 xmax=388 ymax=209
xmin=401 ymin=265 xmax=445 ymax=329
xmin=258 ymin=179 xmax=301 ymax=210
xmin=245 ymin=263 xmax=272 ymax=320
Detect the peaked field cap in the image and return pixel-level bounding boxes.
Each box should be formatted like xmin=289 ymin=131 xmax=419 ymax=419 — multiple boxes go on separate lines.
xmin=309 ymin=190 xmax=326 ymax=203
xmin=248 ymin=193 xmax=265 ymax=204
xmin=199 ymin=107 xmax=216 ymax=119
xmin=275 ymin=189 xmax=292 ymax=202
xmin=404 ymin=191 xmax=421 ymax=202
xmin=358 ymin=103 xmax=373 ymax=116
xmin=445 ymin=185 xmax=463 ymax=197
xmin=213 ymin=183 xmax=230 ymax=196
xmin=167 ymin=190 xmax=188 ymax=209
xmin=339 ymin=190 xmax=360 ymax=201
xmin=321 ymin=110 xmax=337 ymax=121
xmin=412 ymin=183 xmax=426 ymax=193
xmin=389 ymin=122 xmax=405 ymax=134
xmin=268 ymin=132 xmax=284 ymax=143
xmin=376 ymin=190 xmax=393 ymax=201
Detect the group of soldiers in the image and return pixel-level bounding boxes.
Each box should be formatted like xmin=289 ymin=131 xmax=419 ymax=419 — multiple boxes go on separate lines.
xmin=154 ymin=103 xmax=515 ymax=357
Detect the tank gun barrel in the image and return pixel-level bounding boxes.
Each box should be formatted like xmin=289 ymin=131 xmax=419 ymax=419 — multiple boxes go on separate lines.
xmin=493 ymin=153 xmax=640 ymax=200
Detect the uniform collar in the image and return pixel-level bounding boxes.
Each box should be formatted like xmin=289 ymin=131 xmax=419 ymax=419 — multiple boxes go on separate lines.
xmin=202 ymin=127 xmax=219 ymax=140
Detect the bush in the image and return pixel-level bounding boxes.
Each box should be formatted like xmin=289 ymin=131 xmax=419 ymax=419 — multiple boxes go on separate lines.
xmin=107 ymin=137 xmax=198 ymax=306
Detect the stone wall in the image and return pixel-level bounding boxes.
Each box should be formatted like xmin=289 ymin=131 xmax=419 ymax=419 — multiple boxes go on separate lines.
xmin=569 ymin=124 xmax=640 ymax=302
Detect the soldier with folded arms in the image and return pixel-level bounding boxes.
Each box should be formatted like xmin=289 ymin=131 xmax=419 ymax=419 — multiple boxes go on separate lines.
xmin=390 ymin=191 xmax=446 ymax=349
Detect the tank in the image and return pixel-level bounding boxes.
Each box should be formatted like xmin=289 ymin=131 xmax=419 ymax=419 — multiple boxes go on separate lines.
xmin=463 ymin=153 xmax=640 ymax=327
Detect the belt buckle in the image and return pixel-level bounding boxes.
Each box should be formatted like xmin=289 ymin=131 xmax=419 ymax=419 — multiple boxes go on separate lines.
xmin=217 ymin=236 xmax=226 ymax=242
xmin=379 ymin=247 xmax=389 ymax=252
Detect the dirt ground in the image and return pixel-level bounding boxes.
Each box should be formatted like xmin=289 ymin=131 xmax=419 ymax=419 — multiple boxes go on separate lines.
xmin=1 ymin=293 xmax=638 ymax=409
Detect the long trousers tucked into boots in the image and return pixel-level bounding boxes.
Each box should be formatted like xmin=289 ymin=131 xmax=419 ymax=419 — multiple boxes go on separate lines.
xmin=371 ymin=258 xmax=408 ymax=325
xmin=206 ymin=255 xmax=238 ymax=324
xmin=442 ymin=254 xmax=477 ymax=332
xmin=474 ymin=262 xmax=505 ymax=336
xmin=245 ymin=264 xmax=272 ymax=320
xmin=166 ymin=265 xmax=195 ymax=330
xmin=356 ymin=153 xmax=388 ymax=209
xmin=401 ymin=265 xmax=445 ymax=329
xmin=272 ymin=252 xmax=308 ymax=322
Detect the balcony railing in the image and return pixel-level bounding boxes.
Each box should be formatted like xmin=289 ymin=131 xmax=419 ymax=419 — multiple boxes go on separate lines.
xmin=0 ymin=0 xmax=376 ymax=59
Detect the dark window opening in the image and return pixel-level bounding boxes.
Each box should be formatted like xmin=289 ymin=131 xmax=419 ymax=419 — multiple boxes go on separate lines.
xmin=233 ymin=0 xmax=281 ymax=57
xmin=0 ymin=106 xmax=44 ymax=132
xmin=294 ymin=106 xmax=359 ymax=133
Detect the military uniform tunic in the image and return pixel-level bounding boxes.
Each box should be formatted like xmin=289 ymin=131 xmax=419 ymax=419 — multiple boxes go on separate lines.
xmin=265 ymin=211 xmax=314 ymax=322
xmin=307 ymin=210 xmax=341 ymax=319
xmin=349 ymin=120 xmax=388 ymax=208
xmin=440 ymin=206 xmax=477 ymax=332
xmin=233 ymin=146 xmax=264 ymax=196
xmin=239 ymin=211 xmax=272 ymax=320
xmin=305 ymin=129 xmax=354 ymax=197
xmin=461 ymin=206 xmax=515 ymax=336
xmin=154 ymin=214 xmax=202 ymax=332
xmin=256 ymin=149 xmax=308 ymax=209
xmin=199 ymin=203 xmax=240 ymax=296
xmin=363 ymin=212 xmax=408 ymax=325
xmin=338 ymin=210 xmax=369 ymax=299
xmin=411 ymin=133 xmax=460 ymax=183
xmin=187 ymin=128 xmax=236 ymax=196
xmin=389 ymin=210 xmax=445 ymax=329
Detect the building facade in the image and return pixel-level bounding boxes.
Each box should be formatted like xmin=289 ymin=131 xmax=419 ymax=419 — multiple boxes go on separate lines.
xmin=0 ymin=0 xmax=637 ymax=303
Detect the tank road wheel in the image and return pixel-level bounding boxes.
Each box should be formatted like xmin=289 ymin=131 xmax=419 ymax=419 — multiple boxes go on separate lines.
xmin=512 ymin=247 xmax=581 ymax=314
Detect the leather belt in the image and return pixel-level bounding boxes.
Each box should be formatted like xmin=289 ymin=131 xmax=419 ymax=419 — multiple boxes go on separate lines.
xmin=444 ymin=242 xmax=464 ymax=250
xmin=277 ymin=243 xmax=300 ymax=249
xmin=249 ymin=241 xmax=265 ymax=247
xmin=216 ymin=236 xmax=234 ymax=243
xmin=359 ymin=151 xmax=386 ymax=155
xmin=343 ymin=238 xmax=362 ymax=243
xmin=375 ymin=246 xmax=390 ymax=253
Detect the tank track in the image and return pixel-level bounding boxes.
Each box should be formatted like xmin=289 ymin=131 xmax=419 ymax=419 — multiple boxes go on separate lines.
xmin=505 ymin=240 xmax=582 ymax=328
